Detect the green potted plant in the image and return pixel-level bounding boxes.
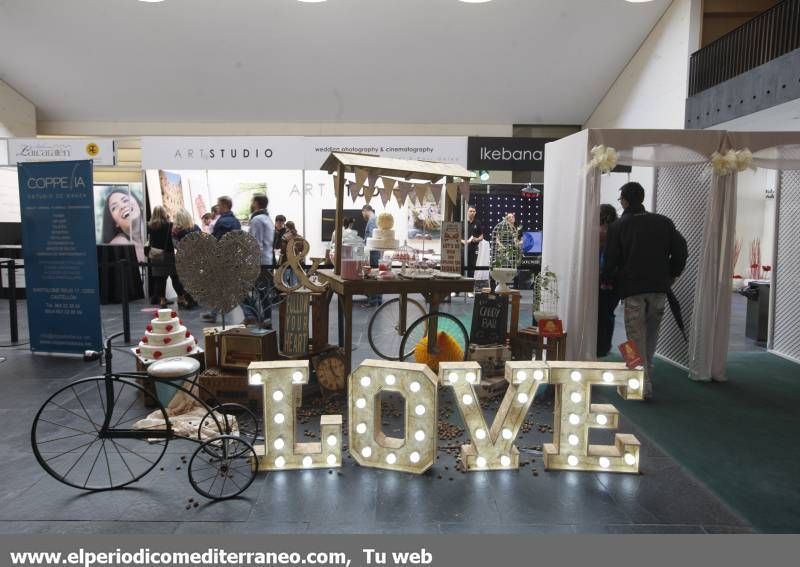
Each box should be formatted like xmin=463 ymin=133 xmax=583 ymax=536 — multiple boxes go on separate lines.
xmin=532 ymin=267 xmax=559 ymax=321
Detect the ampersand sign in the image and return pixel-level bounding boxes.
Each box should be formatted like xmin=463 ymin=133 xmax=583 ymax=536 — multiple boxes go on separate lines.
xmin=274 ymin=237 xmax=328 ymax=293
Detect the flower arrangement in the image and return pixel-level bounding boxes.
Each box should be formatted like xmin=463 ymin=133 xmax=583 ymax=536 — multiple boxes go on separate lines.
xmin=732 ymin=237 xmax=742 ymax=277
xmin=588 ymin=145 xmax=619 ymax=174
xmin=749 ymin=238 xmax=762 ymax=280
xmin=711 ymin=149 xmax=755 ymax=176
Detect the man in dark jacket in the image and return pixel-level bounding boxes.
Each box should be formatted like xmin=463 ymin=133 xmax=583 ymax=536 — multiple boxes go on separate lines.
xmin=203 ymin=195 xmax=242 ymax=323
xmin=211 ymin=195 xmax=241 ymax=240
xmin=602 ymin=182 xmax=688 ymax=399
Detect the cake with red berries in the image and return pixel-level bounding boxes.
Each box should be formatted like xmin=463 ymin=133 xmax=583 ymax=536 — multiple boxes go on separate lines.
xmin=135 ymin=308 xmax=199 ymax=362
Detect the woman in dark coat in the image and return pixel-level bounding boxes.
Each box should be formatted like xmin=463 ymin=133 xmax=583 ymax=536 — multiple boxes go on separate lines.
xmin=147 ymin=206 xmax=188 ymax=309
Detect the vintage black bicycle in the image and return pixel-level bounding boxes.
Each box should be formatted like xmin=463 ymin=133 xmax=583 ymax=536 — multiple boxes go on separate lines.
xmin=30 ymin=332 xmax=260 ymax=500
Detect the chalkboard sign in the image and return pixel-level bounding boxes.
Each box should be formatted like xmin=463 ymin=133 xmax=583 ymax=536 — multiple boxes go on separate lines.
xmin=470 ymin=293 xmax=509 ymax=345
xmin=283 ymin=291 xmax=310 ymax=355
xmin=440 ymin=222 xmax=462 ymax=274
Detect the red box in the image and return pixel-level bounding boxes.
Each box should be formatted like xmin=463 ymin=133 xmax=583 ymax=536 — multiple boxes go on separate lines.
xmin=619 ymin=340 xmax=643 ymax=369
xmin=537 ymin=319 xmax=564 ymax=338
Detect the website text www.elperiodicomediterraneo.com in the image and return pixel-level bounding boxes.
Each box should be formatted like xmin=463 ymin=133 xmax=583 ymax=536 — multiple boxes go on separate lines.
xmin=8 ymin=546 xmax=435 ymax=567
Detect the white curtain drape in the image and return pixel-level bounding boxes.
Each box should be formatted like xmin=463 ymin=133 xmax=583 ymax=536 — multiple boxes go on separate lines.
xmin=543 ymin=130 xmax=595 ymax=360
xmin=689 ymin=172 xmax=737 ymax=381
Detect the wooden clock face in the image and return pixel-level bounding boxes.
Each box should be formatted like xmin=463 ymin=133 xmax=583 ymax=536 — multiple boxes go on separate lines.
xmin=315 ymin=350 xmax=346 ymax=391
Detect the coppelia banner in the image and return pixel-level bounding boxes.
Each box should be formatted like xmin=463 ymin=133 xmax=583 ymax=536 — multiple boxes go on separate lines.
xmin=141 ymin=136 xmax=306 ymax=170
xmin=141 ymin=136 xmax=469 ymax=170
xmin=6 ymin=138 xmax=116 ymax=166
xmin=17 ymin=160 xmax=103 ymax=354
xmin=303 ymin=136 xmax=468 ymax=168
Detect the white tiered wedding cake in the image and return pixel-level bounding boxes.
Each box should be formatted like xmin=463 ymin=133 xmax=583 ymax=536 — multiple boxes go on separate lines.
xmin=135 ymin=308 xmax=199 ymax=361
xmin=366 ymin=212 xmax=399 ymax=250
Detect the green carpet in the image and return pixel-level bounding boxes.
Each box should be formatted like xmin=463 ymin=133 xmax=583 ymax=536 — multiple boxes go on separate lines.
xmin=598 ymin=351 xmax=800 ymax=533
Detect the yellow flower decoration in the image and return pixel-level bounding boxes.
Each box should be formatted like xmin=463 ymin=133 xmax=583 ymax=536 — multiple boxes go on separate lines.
xmin=414 ymin=332 xmax=464 ymax=373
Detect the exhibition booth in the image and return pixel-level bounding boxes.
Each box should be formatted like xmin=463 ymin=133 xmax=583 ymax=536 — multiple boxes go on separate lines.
xmin=140 ymin=136 xmax=471 ymax=260
xmin=543 ymin=129 xmax=800 ymax=381
xmin=3 ymin=130 xmax=799 ymax=532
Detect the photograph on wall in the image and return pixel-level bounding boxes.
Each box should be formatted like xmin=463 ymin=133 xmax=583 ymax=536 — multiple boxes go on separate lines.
xmin=407 ymin=195 xmax=442 ymax=241
xmin=93 ymin=184 xmax=147 ymax=263
xmin=158 ymin=169 xmax=185 ymax=219
xmin=191 ymin=183 xmax=209 ymax=221
xmin=232 ymin=181 xmax=268 ymax=222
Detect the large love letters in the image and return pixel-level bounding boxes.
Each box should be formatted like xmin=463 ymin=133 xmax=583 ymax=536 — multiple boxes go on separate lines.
xmin=248 ymin=359 xmax=644 ymax=475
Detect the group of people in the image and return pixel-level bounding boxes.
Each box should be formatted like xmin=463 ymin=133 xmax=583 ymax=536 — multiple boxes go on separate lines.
xmin=140 ymin=193 xmax=300 ymax=328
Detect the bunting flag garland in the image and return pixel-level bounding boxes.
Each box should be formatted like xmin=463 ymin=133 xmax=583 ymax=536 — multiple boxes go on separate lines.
xmin=446 ymin=182 xmax=459 ymax=205
xmin=429 ymin=183 xmax=443 ymax=206
xmin=395 ymin=181 xmax=412 ymax=207
xmin=347 ymin=181 xmax=362 ymax=204
xmin=458 ymin=181 xmax=471 ymax=204
xmin=415 ymin=183 xmax=430 ymax=205
xmin=355 ymin=168 xmax=368 ymax=187
xmin=363 ymin=185 xmax=375 ymax=205
xmin=379 ymin=178 xmax=396 ymax=207
xmin=367 ymin=173 xmax=379 ymax=189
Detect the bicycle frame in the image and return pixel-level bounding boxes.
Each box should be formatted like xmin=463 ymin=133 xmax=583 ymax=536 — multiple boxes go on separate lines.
xmin=92 ymin=332 xmax=231 ymax=443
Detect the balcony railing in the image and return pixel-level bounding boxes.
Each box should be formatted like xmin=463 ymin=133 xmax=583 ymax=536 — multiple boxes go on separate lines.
xmin=688 ymin=0 xmax=800 ymax=96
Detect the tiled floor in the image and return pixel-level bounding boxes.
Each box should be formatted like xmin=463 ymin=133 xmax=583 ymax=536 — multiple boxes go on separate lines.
xmin=0 ymin=293 xmax=753 ymax=534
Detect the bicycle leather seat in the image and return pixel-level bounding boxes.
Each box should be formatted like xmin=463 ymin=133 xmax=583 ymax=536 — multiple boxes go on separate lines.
xmin=147 ymin=357 xmax=201 ymax=380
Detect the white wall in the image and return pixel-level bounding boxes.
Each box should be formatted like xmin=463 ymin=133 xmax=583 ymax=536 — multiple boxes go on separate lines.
xmin=584 ymin=0 xmax=700 ymax=129
xmin=0 ymin=80 xmax=36 ymax=137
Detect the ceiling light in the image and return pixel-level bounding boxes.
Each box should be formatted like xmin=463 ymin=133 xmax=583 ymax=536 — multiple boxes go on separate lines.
xmin=298 ymin=0 xmax=327 ymax=3
xmin=138 ymin=0 xmax=165 ymax=3
xmin=625 ymin=0 xmax=655 ymax=3
xmin=459 ymin=0 xmax=493 ymax=3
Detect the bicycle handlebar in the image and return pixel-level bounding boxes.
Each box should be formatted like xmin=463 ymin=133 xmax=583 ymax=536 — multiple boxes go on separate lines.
xmin=83 ymin=332 xmax=127 ymax=364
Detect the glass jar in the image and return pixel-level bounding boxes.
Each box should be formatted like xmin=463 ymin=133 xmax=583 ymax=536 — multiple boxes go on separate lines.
xmin=340 ymin=244 xmax=365 ymax=280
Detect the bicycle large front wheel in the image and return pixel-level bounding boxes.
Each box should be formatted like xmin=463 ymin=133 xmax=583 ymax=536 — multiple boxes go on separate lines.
xmin=398 ymin=312 xmax=470 ymax=372
xmin=31 ymin=377 xmax=170 ymax=491
xmin=368 ymin=296 xmax=426 ymax=360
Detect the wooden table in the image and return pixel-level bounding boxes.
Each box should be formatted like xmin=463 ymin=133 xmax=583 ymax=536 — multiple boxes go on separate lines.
xmin=317 ymin=269 xmax=475 ymax=375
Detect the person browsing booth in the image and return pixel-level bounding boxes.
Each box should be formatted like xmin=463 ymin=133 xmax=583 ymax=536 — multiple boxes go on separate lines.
xmin=601 ymin=182 xmax=688 ymax=400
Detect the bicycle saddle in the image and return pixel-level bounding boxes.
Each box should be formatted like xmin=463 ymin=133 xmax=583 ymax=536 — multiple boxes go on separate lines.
xmin=147 ymin=356 xmax=201 ymax=380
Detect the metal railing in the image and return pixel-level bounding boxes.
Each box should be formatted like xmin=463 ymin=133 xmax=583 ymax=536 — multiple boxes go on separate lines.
xmin=688 ymin=0 xmax=800 ymax=96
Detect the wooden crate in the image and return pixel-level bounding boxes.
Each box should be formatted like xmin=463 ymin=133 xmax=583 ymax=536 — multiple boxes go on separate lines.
xmin=198 ymin=367 xmax=263 ymax=414
xmin=468 ymin=344 xmax=512 ymax=397
xmin=511 ymin=326 xmax=568 ymax=361
xmin=202 ymin=325 xmax=278 ymax=370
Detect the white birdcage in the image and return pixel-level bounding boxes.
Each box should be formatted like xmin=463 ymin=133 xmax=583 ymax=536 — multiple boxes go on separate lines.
xmin=532 ymin=266 xmax=560 ymax=320
xmin=489 ymin=219 xmax=522 ymax=292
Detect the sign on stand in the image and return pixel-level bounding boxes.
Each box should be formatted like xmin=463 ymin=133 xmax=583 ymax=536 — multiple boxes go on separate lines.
xmin=283 ymin=291 xmax=311 ymax=356
xmin=17 ymin=160 xmax=102 ymax=354
xmin=469 ymin=293 xmax=509 ymax=346
xmin=440 ymin=222 xmax=462 ymax=275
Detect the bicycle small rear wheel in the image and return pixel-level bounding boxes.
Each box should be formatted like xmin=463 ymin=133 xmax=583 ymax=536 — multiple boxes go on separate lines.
xmin=189 ymin=435 xmax=257 ymax=500
xmin=398 ymin=312 xmax=470 ymax=368
xmin=368 ymin=296 xmax=426 ymax=360
xmin=31 ymin=377 xmax=169 ymax=491
xmin=197 ymin=403 xmax=260 ymax=457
